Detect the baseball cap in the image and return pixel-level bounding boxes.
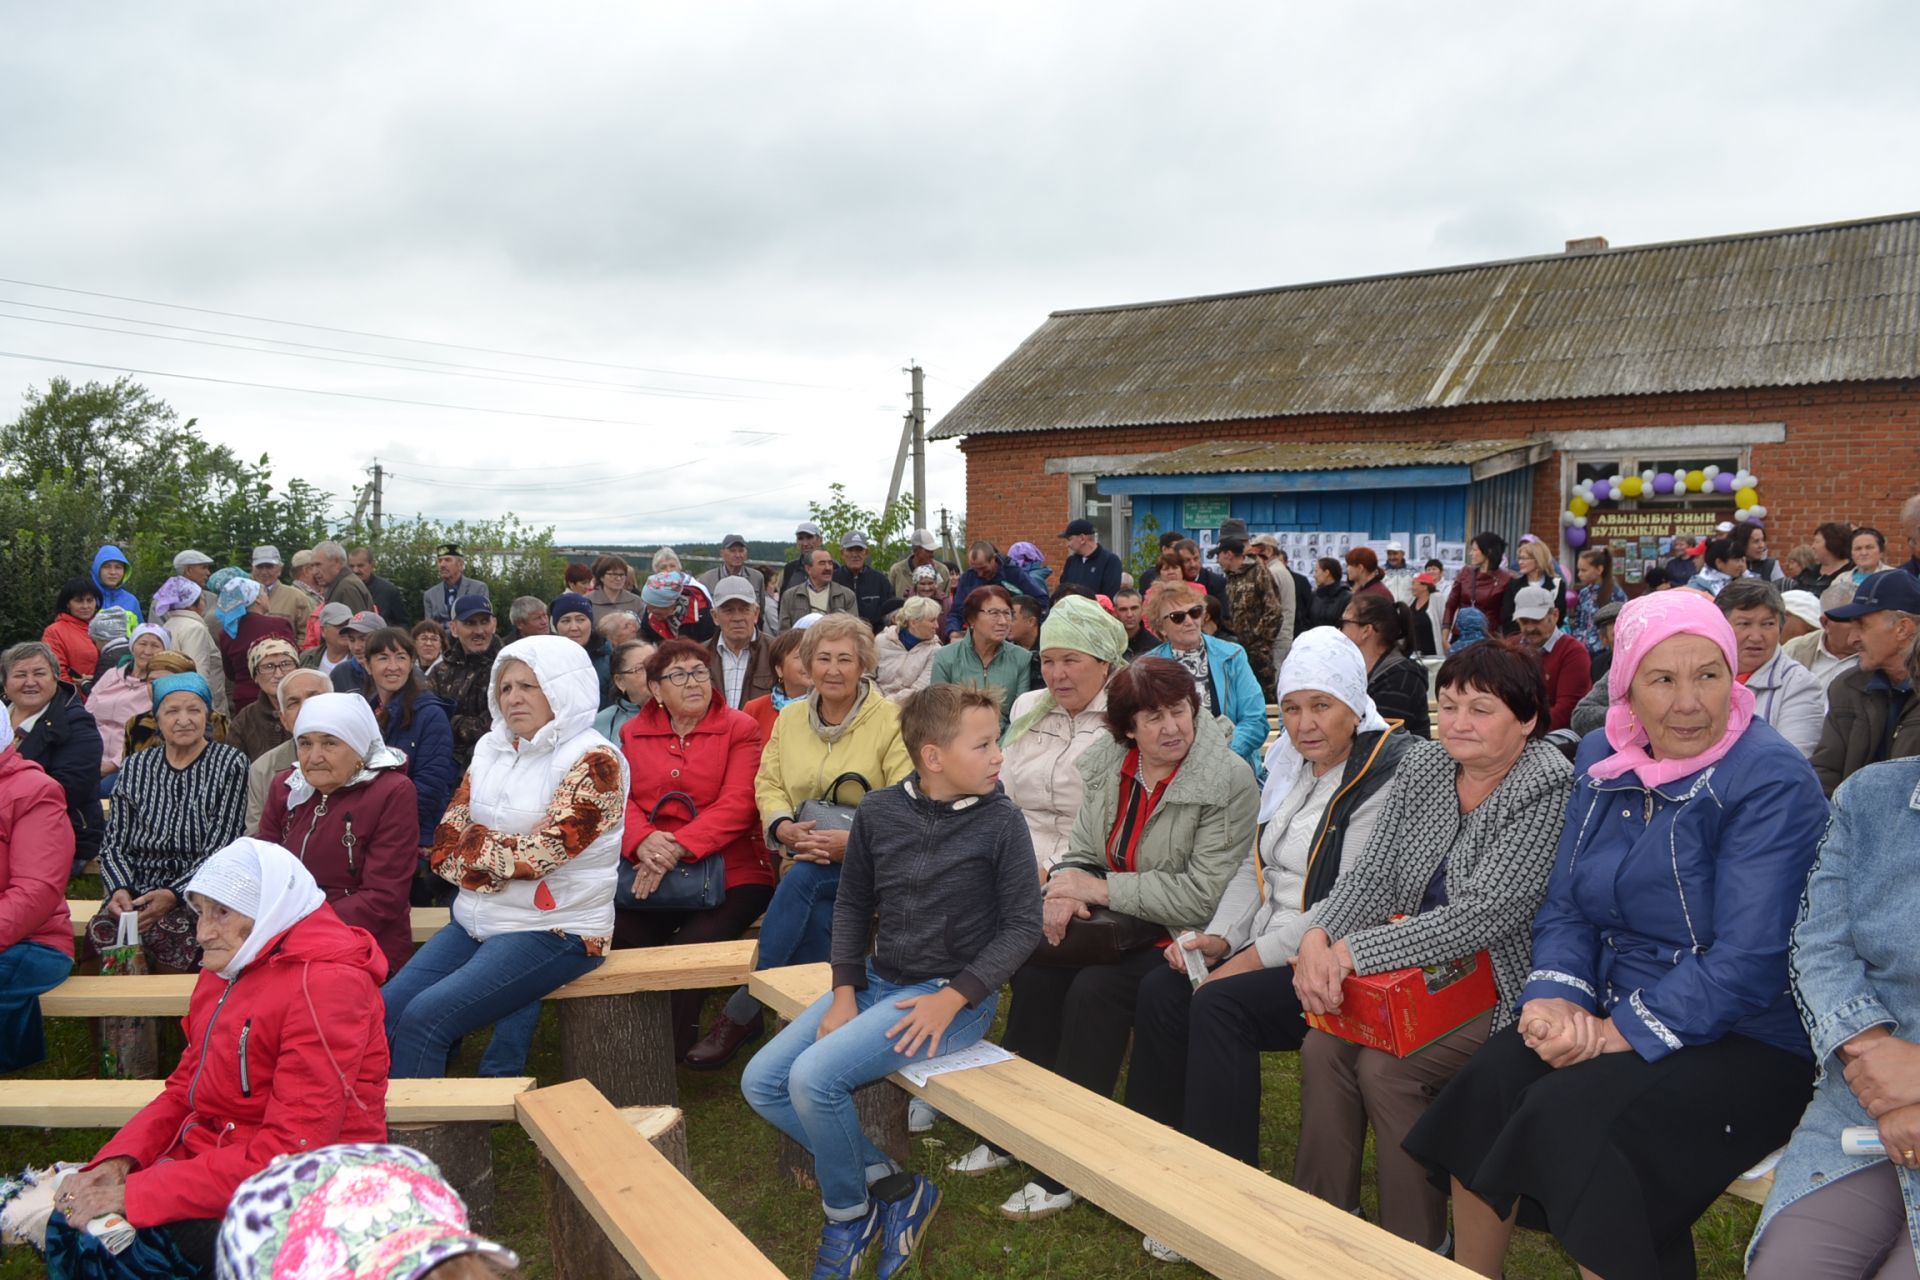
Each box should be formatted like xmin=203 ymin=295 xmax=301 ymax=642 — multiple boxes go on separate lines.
xmin=1060 ymin=518 xmax=1096 ymax=538
xmin=720 ymin=533 xmax=747 ymax=550
xmin=910 ymin=528 xmax=939 ymax=551
xmin=251 ymin=545 xmax=282 ymax=567
xmin=1385 ymin=541 xmax=1406 ymax=554
xmin=1826 ymin=570 xmax=1920 ymax=620
xmin=795 ymin=521 xmax=823 ymax=538
xmin=1413 ymin=572 xmax=1439 ymax=587
xmin=1780 ymin=589 xmax=1823 ymax=630
xmin=1511 ymin=585 xmax=1557 ymax=621
xmin=344 ymin=610 xmax=386 ymax=634
xmin=173 ymin=549 xmax=214 ymax=571
xmin=711 ymin=577 xmax=758 ymax=608
xmin=1249 ymin=533 xmax=1280 ymax=551
xmin=290 ymin=549 xmax=315 ymax=571
xmin=318 ymin=602 xmax=354 ymax=627
xmin=453 ymin=596 xmax=494 ymax=621
xmin=841 ymin=532 xmax=869 ymax=550
xmin=435 ymin=543 xmax=464 ymax=559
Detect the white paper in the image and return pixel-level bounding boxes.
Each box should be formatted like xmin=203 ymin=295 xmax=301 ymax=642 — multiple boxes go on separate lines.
xmin=897 ymin=1040 xmax=1016 ymax=1087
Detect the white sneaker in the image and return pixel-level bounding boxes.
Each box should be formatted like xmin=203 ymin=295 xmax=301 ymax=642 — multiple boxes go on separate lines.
xmin=998 ymin=1182 xmax=1075 ymax=1220
xmin=907 ymin=1099 xmax=938 ymax=1133
xmin=1142 ymin=1234 xmax=1186 ymax=1263
xmin=946 ymin=1144 xmax=1012 ymax=1176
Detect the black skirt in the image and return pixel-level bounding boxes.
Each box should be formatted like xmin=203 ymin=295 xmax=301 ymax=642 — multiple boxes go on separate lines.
xmin=1403 ymin=1025 xmax=1812 ymax=1280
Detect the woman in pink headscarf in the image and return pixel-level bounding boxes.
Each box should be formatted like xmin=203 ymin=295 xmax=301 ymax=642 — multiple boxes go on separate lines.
xmin=1403 ymin=590 xmax=1828 ymax=1280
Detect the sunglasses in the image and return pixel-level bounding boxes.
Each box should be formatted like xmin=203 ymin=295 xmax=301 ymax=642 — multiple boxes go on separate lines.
xmin=1161 ymin=606 xmax=1205 ymax=624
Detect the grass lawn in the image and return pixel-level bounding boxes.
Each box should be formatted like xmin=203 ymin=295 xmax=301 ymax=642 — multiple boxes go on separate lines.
xmin=3 ymin=980 xmax=1761 ymax=1279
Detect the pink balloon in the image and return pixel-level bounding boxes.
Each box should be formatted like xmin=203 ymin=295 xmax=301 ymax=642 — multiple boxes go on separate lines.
xmin=1565 ymin=526 xmax=1588 ymax=548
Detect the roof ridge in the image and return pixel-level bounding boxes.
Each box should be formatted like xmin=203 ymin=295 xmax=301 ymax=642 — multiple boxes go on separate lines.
xmin=1048 ymin=210 xmax=1920 ymax=317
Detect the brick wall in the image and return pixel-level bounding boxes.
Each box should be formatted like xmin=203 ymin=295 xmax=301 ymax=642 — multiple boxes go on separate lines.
xmin=957 ymin=380 xmax=1920 ymax=558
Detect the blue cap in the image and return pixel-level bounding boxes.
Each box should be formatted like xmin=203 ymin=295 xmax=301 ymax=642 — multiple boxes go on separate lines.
xmin=453 ymin=595 xmax=493 ymax=621
xmin=1827 ymin=570 xmax=1920 ymax=620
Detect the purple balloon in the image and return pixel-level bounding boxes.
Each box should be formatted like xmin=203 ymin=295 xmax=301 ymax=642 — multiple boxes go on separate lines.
xmin=1591 ymin=480 xmax=1611 ymax=502
xmin=1652 ymin=473 xmax=1677 ymax=495
xmin=1713 ymin=473 xmax=1735 ymax=494
xmin=1565 ymin=526 xmax=1588 ymax=549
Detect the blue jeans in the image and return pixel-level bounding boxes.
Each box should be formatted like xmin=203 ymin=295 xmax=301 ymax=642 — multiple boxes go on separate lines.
xmin=383 ymin=923 xmax=601 ymax=1077
xmin=741 ymin=960 xmax=997 ymax=1218
xmin=722 ymin=859 xmax=839 ymax=1025
xmin=0 ymin=941 xmax=74 ymax=1072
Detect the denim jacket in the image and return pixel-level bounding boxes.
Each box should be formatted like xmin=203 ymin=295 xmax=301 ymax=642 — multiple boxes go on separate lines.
xmin=1749 ymin=760 xmax=1920 ymax=1271
xmin=1521 ymin=720 xmax=1827 ymax=1062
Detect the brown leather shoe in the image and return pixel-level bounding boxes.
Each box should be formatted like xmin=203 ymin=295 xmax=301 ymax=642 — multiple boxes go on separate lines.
xmin=683 ymin=1010 xmax=764 ymax=1071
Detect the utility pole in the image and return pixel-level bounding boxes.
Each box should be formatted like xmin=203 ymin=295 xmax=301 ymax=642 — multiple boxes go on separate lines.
xmin=370 ymin=459 xmax=383 ymax=538
xmin=938 ymin=505 xmax=955 ymax=563
xmin=908 ymin=363 xmax=927 ymax=527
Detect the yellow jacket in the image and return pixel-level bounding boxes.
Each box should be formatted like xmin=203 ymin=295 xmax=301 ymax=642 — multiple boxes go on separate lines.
xmin=755 ymin=683 xmax=912 ymax=845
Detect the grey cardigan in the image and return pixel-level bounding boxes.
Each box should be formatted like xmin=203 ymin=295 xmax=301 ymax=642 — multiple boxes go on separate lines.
xmin=1309 ymin=737 xmax=1574 ymax=1029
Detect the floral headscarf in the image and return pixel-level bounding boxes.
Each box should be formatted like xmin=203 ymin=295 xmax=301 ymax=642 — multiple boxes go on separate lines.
xmin=215 ymin=577 xmax=263 ymax=637
xmin=149 ymin=576 xmax=202 ymax=619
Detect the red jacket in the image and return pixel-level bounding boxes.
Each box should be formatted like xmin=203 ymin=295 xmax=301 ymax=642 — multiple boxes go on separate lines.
xmin=1443 ymin=566 xmax=1513 ymax=633
xmin=41 ymin=612 xmax=98 ymax=686
xmin=619 ymin=698 xmax=772 ymax=892
xmin=257 ymin=766 xmax=420 ymax=979
xmin=214 ymin=614 xmax=298 ymax=711
xmin=0 ymin=747 xmax=74 ymax=956
xmin=92 ymin=904 xmax=389 ymax=1226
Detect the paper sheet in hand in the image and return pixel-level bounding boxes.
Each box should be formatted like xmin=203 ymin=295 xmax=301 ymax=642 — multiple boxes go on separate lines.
xmin=898 ymin=1041 xmax=1015 ymax=1087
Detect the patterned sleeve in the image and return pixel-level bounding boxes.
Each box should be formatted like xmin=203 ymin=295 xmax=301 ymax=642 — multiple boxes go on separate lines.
xmin=171 ymin=748 xmax=252 ymax=897
xmin=431 ymin=748 xmax=624 ymax=893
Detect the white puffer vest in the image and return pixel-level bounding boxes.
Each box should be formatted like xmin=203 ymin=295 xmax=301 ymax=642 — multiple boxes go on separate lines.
xmin=450 ymin=636 xmax=627 ymax=941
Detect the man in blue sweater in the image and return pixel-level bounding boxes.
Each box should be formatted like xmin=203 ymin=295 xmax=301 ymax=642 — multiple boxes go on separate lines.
xmin=944 ymin=541 xmax=1050 ymax=639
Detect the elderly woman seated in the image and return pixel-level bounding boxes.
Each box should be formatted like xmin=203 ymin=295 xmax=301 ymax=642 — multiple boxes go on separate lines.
xmin=257 ymin=693 xmax=420 ymax=979
xmin=3 ymin=640 xmax=104 ymax=874
xmin=1287 ymin=640 xmax=1573 ymax=1251
xmin=953 ymin=657 xmax=1257 ymax=1220
xmin=930 ymin=585 xmax=1031 ymax=731
xmin=86 ymin=671 xmax=248 ymax=973
xmin=50 ymin=839 xmax=388 ymax=1275
xmin=0 ymin=712 xmax=75 ymax=1074
xmin=1143 ymin=582 xmax=1268 ymax=773
xmin=875 ymin=595 xmax=945 ymax=704
xmin=1406 ymin=591 xmax=1829 ymax=1280
xmin=224 ymin=637 xmax=301 ymax=762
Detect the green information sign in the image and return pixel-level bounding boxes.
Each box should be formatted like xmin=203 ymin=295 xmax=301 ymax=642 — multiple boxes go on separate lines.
xmin=1182 ymin=497 xmax=1231 ymax=529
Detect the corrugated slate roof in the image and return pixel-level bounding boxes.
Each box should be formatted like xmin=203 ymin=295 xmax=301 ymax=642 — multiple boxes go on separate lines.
xmin=931 ymin=212 xmax=1920 ymax=440
xmin=1106 ymin=439 xmax=1537 ymax=475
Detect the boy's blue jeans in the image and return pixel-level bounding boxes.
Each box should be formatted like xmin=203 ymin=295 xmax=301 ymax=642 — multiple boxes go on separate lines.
xmin=741 ymin=959 xmax=997 ymax=1219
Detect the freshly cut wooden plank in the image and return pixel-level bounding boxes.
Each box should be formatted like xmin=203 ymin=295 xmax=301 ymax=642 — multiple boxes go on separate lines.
xmin=0 ymin=1077 xmax=535 ymax=1127
xmin=749 ymin=964 xmax=1465 ymax=1280
xmin=1726 ymin=1170 xmax=1775 ymax=1206
xmin=546 ymin=938 xmax=757 ymax=1000
xmin=516 ymin=1080 xmax=782 ymax=1280
xmin=69 ymin=901 xmax=450 ymax=944
xmin=40 ymin=974 xmax=198 ymax=1018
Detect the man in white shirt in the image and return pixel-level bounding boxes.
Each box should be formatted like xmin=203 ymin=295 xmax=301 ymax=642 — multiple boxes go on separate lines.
xmin=704 ymin=578 xmax=774 ymax=708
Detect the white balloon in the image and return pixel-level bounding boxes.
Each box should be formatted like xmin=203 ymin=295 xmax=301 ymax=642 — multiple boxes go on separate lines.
xmin=1561 ymin=509 xmax=1577 ymax=525
xmin=1642 ymin=469 xmax=1658 ymax=484
xmin=1573 ymin=516 xmax=1587 ymax=528
xmin=1748 ymin=505 xmax=1768 ymax=520
xmin=1703 ymin=465 xmax=1720 ymax=479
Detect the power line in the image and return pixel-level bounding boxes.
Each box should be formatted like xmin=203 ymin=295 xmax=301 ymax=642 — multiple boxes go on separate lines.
xmin=391 ymin=431 xmax=783 ymax=475
xmin=0 ymin=301 xmax=771 ymax=401
xmin=383 ymin=460 xmax=702 ymax=493
xmin=0 ymin=274 xmax=846 ymax=390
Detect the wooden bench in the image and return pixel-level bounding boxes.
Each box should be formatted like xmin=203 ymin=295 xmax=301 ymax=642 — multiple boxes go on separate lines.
xmin=41 ymin=938 xmax=758 ymax=1108
xmin=750 ymin=963 xmax=1467 ymax=1280
xmin=0 ymin=1076 xmax=534 ymax=1229
xmin=517 ymin=1079 xmax=783 ymax=1280
xmin=66 ymin=901 xmax=450 ymax=944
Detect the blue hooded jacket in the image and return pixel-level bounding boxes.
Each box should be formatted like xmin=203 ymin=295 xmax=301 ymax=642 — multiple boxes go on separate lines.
xmin=90 ymin=544 xmax=142 ymax=622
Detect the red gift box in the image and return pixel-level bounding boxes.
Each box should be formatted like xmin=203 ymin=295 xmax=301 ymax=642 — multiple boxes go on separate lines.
xmin=1305 ymin=951 xmax=1497 ymax=1057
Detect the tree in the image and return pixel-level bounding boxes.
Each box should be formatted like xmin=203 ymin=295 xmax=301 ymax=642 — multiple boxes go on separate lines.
xmin=804 ymin=484 xmax=914 ymax=569
xmin=360 ymin=513 xmax=565 ymax=607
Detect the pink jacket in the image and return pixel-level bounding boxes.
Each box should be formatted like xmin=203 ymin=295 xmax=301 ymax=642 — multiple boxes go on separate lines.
xmin=86 ymin=667 xmax=152 ymax=771
xmin=0 ymin=747 xmax=75 ymax=956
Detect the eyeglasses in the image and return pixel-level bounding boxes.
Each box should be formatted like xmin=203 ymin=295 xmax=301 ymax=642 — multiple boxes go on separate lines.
xmin=615 ymin=666 xmax=647 ymax=678
xmin=979 ymin=608 xmax=1013 ymax=619
xmin=1161 ymin=606 xmax=1205 ymax=624
xmin=1339 ymin=616 xmax=1363 ymax=629
xmin=255 ymin=659 xmax=297 ymax=676
xmin=659 ymin=667 xmax=712 ymax=687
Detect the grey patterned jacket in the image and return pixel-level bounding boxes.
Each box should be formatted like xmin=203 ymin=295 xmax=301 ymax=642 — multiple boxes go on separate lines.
xmin=1309 ymin=737 xmax=1574 ymax=1029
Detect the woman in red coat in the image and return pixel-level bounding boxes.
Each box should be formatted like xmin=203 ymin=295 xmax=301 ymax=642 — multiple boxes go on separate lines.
xmin=614 ymin=636 xmax=773 ymax=1060
xmin=1442 ymin=532 xmax=1514 ymax=641
xmin=54 ymin=838 xmax=389 ymax=1273
xmin=256 ymin=693 xmax=419 ymax=979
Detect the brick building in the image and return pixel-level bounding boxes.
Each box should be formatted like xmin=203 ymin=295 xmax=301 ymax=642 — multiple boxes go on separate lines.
xmin=934 ymin=213 xmax=1920 ymax=576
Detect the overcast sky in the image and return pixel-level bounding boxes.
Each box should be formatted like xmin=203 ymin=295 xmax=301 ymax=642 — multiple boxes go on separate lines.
xmin=3 ymin=2 xmax=1915 ymax=545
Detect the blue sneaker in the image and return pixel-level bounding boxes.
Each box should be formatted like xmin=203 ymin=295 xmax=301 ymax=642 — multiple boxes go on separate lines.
xmin=810 ymin=1205 xmax=881 ymax=1280
xmin=874 ymin=1173 xmax=942 ymax=1278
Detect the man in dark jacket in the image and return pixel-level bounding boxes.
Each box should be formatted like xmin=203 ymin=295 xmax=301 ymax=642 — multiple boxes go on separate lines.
xmin=779 ymin=520 xmax=825 ymax=595
xmin=705 ymin=578 xmax=777 ymax=709
xmin=348 ymin=547 xmax=409 ymax=627
xmin=1056 ymin=518 xmax=1123 ymax=599
xmin=1813 ymin=570 xmax=1920 ymax=795
xmin=428 ymin=596 xmax=503 ymax=770
xmin=944 ymin=541 xmax=1050 ymax=639
xmin=833 ymin=533 xmax=893 ymax=631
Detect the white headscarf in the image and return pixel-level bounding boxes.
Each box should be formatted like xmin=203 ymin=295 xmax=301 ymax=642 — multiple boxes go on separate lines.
xmin=1258 ymin=627 xmax=1391 ymax=823
xmin=186 ymin=838 xmax=326 ymax=979
xmin=286 ymin=693 xmax=408 ymax=809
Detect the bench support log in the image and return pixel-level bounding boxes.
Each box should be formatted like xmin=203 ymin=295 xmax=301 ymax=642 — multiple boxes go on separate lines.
xmin=389 ymin=1120 xmax=496 ymax=1232
xmin=775 ymin=1079 xmax=910 ymax=1190
xmin=556 ymin=991 xmax=677 ymax=1108
xmin=538 ymin=1107 xmax=687 ymax=1280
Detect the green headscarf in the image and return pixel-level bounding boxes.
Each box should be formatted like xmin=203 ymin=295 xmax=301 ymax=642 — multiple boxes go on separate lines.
xmin=1000 ymin=595 xmax=1128 ymax=746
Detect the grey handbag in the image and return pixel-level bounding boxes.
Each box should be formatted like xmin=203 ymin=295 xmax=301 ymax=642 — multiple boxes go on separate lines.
xmin=791 ymin=772 xmax=874 ymax=835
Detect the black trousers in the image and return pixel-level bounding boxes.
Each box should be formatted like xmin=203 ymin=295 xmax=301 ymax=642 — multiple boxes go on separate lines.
xmin=994 ymin=948 xmax=1165 ymax=1193
xmin=1125 ymin=960 xmax=1307 ymax=1165
xmin=611 ymin=883 xmax=775 ymax=1061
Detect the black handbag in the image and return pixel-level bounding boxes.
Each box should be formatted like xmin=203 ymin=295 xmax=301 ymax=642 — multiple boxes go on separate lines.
xmin=616 ymin=791 xmax=727 ymax=913
xmin=790 ymin=772 xmax=874 ymax=836
xmin=1024 ymin=905 xmax=1167 ymax=968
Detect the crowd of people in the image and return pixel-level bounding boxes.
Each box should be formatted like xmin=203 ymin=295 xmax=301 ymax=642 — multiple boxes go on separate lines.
xmin=3 ymin=492 xmax=1920 ymax=1279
